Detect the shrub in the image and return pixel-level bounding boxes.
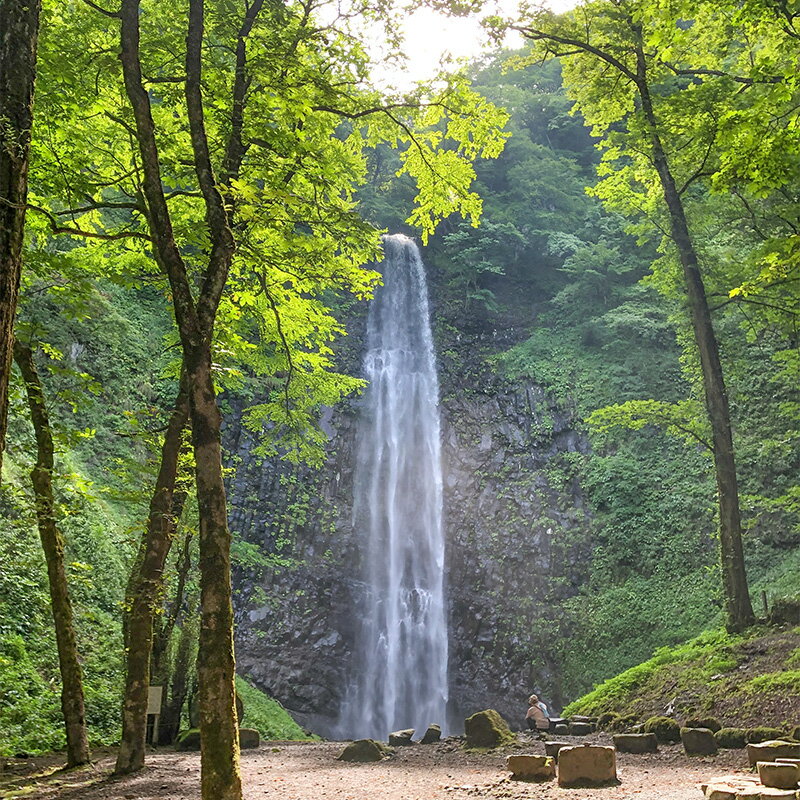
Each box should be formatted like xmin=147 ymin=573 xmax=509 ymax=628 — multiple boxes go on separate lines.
xmin=715 ymin=728 xmax=747 ymax=749
xmin=745 ymin=727 xmax=785 ymax=744
xmin=643 ymin=716 xmax=681 ymax=744
xmin=684 ymin=717 xmax=722 ymax=733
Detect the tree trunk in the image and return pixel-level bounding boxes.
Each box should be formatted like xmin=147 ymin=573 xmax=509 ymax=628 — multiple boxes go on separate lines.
xmin=187 ymin=345 xmax=241 ymax=800
xmin=0 ymin=0 xmax=41 ymax=479
xmin=13 ymin=340 xmax=90 ymax=767
xmin=118 ymin=2 xmax=242 ymax=795
xmin=115 ymin=382 xmax=189 ymax=775
xmin=635 ymin=44 xmax=755 ymax=632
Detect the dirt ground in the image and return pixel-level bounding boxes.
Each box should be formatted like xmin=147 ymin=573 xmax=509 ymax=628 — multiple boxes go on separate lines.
xmin=0 ymin=736 xmax=752 ymax=800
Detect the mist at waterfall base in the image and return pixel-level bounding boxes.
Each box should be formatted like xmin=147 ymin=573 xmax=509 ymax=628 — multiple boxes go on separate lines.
xmin=338 ymin=235 xmax=449 ymax=741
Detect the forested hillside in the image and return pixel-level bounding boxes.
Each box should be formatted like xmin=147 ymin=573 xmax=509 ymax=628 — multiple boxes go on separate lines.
xmin=1 ymin=2 xmax=799 ymax=798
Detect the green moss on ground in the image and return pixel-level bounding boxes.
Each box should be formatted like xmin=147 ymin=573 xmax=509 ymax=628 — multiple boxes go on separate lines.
xmin=234 ymin=676 xmax=314 ymax=741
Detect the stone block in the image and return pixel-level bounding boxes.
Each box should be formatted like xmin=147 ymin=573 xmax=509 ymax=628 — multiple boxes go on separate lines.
xmin=757 ymin=761 xmax=799 ymax=790
xmin=388 ymin=729 xmax=415 ymax=746
xmin=568 ymin=721 xmax=594 ymax=736
xmin=682 ymin=727 xmax=718 ymax=756
xmin=554 ymin=724 xmax=569 ymax=736
xmin=557 ymin=744 xmax=617 ymax=788
xmin=337 ymin=739 xmax=389 ymax=762
xmin=544 ymin=741 xmax=571 ymax=761
xmin=505 ymin=754 xmax=556 ymax=781
xmin=747 ymin=741 xmax=800 ymax=767
xmin=700 ymin=774 xmax=759 ymax=793
xmin=703 ymin=776 xmax=762 ymax=800
xmin=420 ymin=724 xmax=441 ymax=744
xmin=240 ymin=728 xmax=260 ymax=749
xmin=613 ymin=733 xmax=658 ymax=754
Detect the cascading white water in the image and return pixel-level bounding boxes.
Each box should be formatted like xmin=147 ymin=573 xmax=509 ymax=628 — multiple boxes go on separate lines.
xmin=339 ymin=234 xmax=448 ymax=740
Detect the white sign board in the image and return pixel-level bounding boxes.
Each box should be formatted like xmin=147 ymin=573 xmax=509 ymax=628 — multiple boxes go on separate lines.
xmin=147 ymin=685 xmax=163 ymax=716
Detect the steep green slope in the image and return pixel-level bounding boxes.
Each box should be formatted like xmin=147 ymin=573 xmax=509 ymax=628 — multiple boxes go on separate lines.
xmin=564 ymin=620 xmax=800 ymax=730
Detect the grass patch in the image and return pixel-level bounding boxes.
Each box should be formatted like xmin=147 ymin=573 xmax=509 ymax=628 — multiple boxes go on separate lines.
xmin=744 ymin=670 xmax=800 ymax=694
xmin=235 ymin=675 xmax=314 ymax=741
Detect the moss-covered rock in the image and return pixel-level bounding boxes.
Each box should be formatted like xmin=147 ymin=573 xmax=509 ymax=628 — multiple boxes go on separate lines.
xmin=337 ymin=739 xmax=390 ymax=762
xmin=746 ymin=726 xmax=785 ymax=744
xmin=715 ymin=727 xmax=747 ymax=749
xmin=420 ymin=724 xmax=441 ymax=744
xmin=464 ymin=709 xmax=515 ymax=749
xmin=643 ymin=716 xmax=680 ymax=744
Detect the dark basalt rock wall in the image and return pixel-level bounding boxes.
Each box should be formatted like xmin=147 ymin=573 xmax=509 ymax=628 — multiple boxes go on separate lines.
xmin=226 ymin=285 xmax=592 ymax=737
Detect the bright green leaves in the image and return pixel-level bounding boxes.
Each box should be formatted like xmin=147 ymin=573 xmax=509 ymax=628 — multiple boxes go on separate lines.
xmin=588 ymin=398 xmax=711 ymax=451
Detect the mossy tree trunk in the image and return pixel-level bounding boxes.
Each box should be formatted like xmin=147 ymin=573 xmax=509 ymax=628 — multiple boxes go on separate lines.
xmin=517 ymin=12 xmax=756 ymax=634
xmin=115 ymin=383 xmax=189 ymax=775
xmin=13 ymin=340 xmax=90 ymax=768
xmin=632 ymin=39 xmax=755 ymax=633
xmin=0 ymin=0 xmax=41 ymax=479
xmin=118 ymin=1 xmax=248 ymax=795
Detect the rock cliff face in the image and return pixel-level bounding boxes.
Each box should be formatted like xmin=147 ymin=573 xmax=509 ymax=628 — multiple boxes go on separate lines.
xmin=226 ymin=278 xmax=592 ymax=737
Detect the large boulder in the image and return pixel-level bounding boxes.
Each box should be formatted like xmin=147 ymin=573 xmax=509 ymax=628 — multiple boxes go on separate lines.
xmin=505 ymin=754 xmax=555 ymax=781
xmin=464 ymin=709 xmax=514 ymax=749
xmin=747 ymin=740 xmax=800 ymax=767
xmin=420 ymin=724 xmax=441 ymax=744
xmin=337 ymin=739 xmax=390 ymax=762
xmin=557 ymin=745 xmax=617 ymax=788
xmin=388 ymin=729 xmax=414 ymax=746
xmin=681 ymin=727 xmax=718 ymax=756
xmin=613 ymin=733 xmax=658 ymax=754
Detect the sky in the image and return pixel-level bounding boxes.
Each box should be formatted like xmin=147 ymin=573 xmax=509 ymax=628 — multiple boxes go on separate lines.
xmin=377 ymin=0 xmax=578 ymax=89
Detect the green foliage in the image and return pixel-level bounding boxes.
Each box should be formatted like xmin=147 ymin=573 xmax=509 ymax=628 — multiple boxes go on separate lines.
xmin=745 ymin=671 xmax=800 ymax=696
xmin=234 ymin=676 xmax=312 ymax=741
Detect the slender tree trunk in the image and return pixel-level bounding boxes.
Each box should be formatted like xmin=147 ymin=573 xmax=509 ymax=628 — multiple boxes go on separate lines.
xmin=635 ymin=44 xmax=755 ymax=632
xmin=0 ymin=0 xmax=41 ymax=479
xmin=13 ymin=340 xmax=90 ymax=767
xmin=115 ymin=382 xmax=189 ymax=775
xmin=118 ymin=2 xmax=241 ymax=795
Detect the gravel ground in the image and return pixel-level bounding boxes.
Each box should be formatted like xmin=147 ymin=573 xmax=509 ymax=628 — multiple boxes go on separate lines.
xmin=0 ymin=736 xmax=753 ymax=800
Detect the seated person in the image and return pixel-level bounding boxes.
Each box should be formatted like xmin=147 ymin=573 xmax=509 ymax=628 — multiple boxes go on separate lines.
xmin=525 ymin=694 xmax=550 ymax=731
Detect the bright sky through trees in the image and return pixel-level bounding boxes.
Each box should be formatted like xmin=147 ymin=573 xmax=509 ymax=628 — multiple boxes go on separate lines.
xmin=382 ymin=0 xmax=577 ymax=87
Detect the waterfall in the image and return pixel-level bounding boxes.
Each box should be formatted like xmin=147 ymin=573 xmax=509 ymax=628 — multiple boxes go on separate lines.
xmin=339 ymin=234 xmax=448 ymax=740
